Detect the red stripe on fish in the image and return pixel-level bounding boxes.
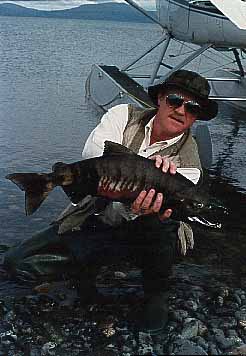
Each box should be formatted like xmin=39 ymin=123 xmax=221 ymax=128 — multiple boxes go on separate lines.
xmin=97 ymin=176 xmax=139 ymax=199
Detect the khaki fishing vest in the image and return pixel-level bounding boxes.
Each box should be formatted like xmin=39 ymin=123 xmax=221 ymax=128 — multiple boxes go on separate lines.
xmin=122 ymin=104 xmax=202 ymax=170
xmin=56 ymin=104 xmax=202 ymax=233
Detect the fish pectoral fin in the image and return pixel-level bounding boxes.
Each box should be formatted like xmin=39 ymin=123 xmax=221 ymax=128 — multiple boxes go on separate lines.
xmin=103 ymin=141 xmax=136 ymax=156
xmin=62 ymin=184 xmax=88 ymax=205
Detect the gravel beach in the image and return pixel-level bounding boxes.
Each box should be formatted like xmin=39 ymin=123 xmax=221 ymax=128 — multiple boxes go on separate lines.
xmin=1 ymin=238 xmax=246 ymax=356
xmin=1 ymin=176 xmax=246 ymax=355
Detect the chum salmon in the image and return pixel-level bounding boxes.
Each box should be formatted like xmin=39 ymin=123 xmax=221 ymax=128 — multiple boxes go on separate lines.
xmin=6 ymin=141 xmax=227 ymax=228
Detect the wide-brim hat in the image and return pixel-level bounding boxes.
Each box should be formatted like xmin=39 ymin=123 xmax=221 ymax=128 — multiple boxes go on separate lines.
xmin=148 ymin=70 xmax=218 ymax=120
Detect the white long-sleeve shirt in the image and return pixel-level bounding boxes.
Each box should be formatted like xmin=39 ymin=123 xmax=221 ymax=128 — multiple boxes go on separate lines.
xmin=82 ymin=104 xmax=200 ymax=184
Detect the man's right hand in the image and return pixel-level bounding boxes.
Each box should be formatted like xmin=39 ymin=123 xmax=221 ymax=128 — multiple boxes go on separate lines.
xmin=131 ymin=189 xmax=172 ymax=221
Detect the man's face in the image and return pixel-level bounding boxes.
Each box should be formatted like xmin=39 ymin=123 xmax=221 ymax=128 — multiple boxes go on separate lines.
xmin=157 ymin=89 xmax=200 ymax=137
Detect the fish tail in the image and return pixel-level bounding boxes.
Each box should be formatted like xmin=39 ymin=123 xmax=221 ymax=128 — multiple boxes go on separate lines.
xmin=6 ymin=172 xmax=55 ymax=215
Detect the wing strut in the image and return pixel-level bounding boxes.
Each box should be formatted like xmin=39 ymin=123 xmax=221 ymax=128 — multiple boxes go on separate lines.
xmin=233 ymin=49 xmax=245 ymax=77
xmin=124 ymin=0 xmax=166 ymax=29
xmin=153 ymin=44 xmax=213 ymax=84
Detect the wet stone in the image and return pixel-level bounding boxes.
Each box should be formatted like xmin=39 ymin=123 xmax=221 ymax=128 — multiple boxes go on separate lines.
xmin=180 ymin=318 xmax=199 ymax=339
xmin=169 ymin=337 xmax=208 ymax=355
xmin=226 ymin=329 xmax=240 ymax=338
xmin=233 ymin=294 xmax=242 ymax=306
xmin=228 ymin=344 xmax=246 ymax=355
xmin=2 ymin=260 xmax=246 ymax=355
xmin=183 ymin=299 xmax=198 ymax=312
xmin=0 ymin=301 xmax=8 ymax=317
xmin=30 ymin=348 xmax=41 ymax=356
xmin=215 ymin=335 xmax=244 ymax=351
xmin=216 ymin=296 xmax=224 ymax=307
xmin=194 ymin=312 xmax=207 ymax=323
xmin=153 ymin=338 xmax=164 ymax=355
xmin=235 ymin=309 xmax=246 ymax=322
xmin=239 ymin=320 xmax=246 ymax=328
xmin=191 ymin=336 xmax=209 ymax=352
xmin=0 ymin=320 xmax=13 ymax=334
xmin=221 ymin=317 xmax=238 ymax=330
xmin=208 ymin=342 xmax=220 ymax=355
xmin=217 ymin=287 xmax=230 ymax=299
xmin=137 ymin=332 xmax=153 ymax=355
xmin=197 ymin=320 xmax=208 ymax=337
xmin=169 ymin=309 xmax=188 ymax=323
xmin=214 ymin=306 xmax=237 ymax=317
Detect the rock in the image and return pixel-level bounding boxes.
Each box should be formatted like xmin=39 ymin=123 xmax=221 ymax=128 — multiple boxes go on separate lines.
xmin=191 ymin=336 xmax=209 ymax=352
xmin=41 ymin=342 xmax=57 ymax=355
xmin=169 ymin=337 xmax=208 ymax=355
xmin=235 ymin=309 xmax=246 ymax=323
xmin=169 ymin=309 xmax=188 ymax=323
xmin=208 ymin=342 xmax=220 ymax=355
xmin=183 ymin=299 xmax=198 ymax=312
xmin=216 ymin=336 xmax=243 ymax=351
xmin=138 ymin=332 xmax=153 ymax=355
xmin=180 ymin=319 xmax=199 ymax=339
xmin=229 ymin=344 xmax=246 ymax=355
xmin=220 ymin=317 xmax=238 ymax=329
xmin=197 ymin=320 xmax=208 ymax=336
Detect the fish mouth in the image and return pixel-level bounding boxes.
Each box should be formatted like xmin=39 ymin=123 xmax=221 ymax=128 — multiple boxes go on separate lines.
xmin=187 ymin=216 xmax=222 ymax=229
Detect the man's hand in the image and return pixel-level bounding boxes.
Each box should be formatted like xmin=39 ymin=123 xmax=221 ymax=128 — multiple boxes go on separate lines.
xmin=131 ymin=156 xmax=176 ymax=221
xmin=151 ymin=154 xmax=177 ymax=174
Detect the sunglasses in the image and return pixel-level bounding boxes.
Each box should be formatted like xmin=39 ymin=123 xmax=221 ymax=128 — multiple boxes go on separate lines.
xmin=166 ymin=93 xmax=202 ymax=117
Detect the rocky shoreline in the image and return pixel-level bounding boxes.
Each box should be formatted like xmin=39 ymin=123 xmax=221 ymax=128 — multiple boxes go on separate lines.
xmin=1 ymin=176 xmax=246 ymax=356
xmin=1 ymin=258 xmax=246 ymax=356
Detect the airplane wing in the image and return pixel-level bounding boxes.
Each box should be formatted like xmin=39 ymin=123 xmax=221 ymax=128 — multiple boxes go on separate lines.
xmin=210 ymin=0 xmax=246 ymax=30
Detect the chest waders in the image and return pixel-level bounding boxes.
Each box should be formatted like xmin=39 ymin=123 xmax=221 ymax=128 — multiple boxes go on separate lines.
xmin=3 ymin=105 xmax=201 ymax=304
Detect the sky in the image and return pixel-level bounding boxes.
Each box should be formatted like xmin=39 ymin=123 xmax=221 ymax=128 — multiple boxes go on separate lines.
xmin=0 ymin=0 xmax=157 ymax=11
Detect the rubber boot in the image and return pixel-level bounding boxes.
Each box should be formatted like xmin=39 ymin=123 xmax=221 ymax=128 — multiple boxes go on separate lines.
xmin=138 ymin=291 xmax=169 ymax=335
xmin=76 ymin=265 xmax=100 ymax=305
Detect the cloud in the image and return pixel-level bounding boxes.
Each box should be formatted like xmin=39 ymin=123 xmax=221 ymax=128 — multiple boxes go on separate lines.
xmin=0 ymin=0 xmax=156 ymax=11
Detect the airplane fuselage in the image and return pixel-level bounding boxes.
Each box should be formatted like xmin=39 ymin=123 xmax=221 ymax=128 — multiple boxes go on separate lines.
xmin=156 ymin=0 xmax=246 ymax=48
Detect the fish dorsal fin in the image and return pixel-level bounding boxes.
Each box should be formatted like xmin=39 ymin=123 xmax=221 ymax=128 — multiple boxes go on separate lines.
xmin=103 ymin=141 xmax=136 ymax=156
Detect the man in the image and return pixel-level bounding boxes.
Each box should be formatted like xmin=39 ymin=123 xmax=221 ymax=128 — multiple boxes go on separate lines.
xmin=4 ymin=70 xmax=218 ymax=335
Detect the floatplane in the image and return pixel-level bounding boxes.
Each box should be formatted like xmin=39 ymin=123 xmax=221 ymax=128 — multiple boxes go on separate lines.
xmin=85 ymin=0 xmax=246 ymax=168
xmin=86 ymin=0 xmax=246 ymax=111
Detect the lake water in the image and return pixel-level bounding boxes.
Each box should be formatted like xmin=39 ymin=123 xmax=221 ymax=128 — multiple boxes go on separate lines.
xmin=0 ymin=16 xmax=246 ymax=277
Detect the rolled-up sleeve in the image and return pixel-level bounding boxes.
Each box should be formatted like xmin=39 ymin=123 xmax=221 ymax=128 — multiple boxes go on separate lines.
xmin=177 ymin=168 xmax=201 ymax=185
xmin=82 ymin=104 xmax=129 ymax=159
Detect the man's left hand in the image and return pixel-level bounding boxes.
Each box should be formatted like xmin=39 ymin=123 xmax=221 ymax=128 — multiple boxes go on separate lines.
xmin=151 ymin=154 xmax=177 ymax=174
xmin=131 ymin=155 xmax=176 ymax=221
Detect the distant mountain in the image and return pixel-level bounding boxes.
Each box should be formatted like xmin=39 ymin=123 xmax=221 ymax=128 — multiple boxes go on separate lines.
xmin=0 ymin=3 xmax=157 ymax=22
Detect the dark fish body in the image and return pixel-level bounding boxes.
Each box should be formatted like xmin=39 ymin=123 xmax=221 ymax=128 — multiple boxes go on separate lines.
xmin=6 ymin=141 xmax=227 ymax=227
xmin=60 ymin=154 xmax=196 ymax=203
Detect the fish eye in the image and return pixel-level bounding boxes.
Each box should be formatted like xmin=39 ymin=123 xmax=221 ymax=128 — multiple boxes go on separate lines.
xmin=194 ymin=202 xmax=204 ymax=209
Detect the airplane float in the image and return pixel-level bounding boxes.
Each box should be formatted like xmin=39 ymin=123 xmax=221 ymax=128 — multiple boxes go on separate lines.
xmin=86 ymin=0 xmax=246 ymax=114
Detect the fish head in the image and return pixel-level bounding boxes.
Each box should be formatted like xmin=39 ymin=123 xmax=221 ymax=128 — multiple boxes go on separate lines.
xmin=167 ymin=195 xmax=229 ymax=229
